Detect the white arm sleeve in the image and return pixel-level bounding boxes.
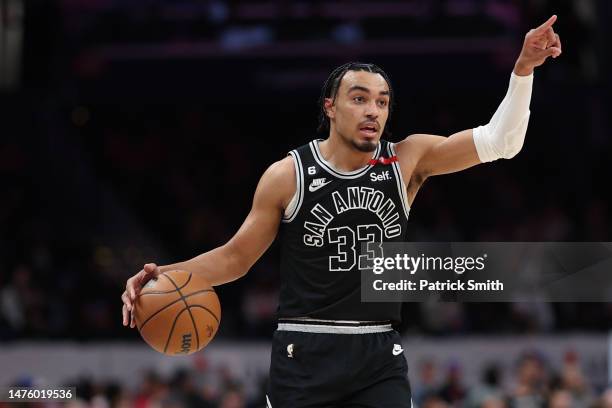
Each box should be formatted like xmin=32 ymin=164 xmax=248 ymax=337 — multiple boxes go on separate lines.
xmin=472 ymin=72 xmax=533 ymax=162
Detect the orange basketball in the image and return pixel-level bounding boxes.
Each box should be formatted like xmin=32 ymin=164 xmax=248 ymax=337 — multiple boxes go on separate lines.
xmin=133 ymin=270 xmax=221 ymax=355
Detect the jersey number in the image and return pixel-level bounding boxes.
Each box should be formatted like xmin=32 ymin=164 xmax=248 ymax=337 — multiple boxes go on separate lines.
xmin=327 ymin=224 xmax=383 ymax=271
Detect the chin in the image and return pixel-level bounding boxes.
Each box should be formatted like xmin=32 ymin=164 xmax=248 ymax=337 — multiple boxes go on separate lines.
xmin=352 ymin=139 xmax=378 ymax=153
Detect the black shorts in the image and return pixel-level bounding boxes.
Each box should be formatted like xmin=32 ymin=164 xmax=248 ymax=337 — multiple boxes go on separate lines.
xmin=266 ymin=321 xmax=412 ymax=408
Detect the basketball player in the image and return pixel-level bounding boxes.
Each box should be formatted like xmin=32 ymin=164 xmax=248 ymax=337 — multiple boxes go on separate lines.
xmin=122 ymin=16 xmax=561 ymax=407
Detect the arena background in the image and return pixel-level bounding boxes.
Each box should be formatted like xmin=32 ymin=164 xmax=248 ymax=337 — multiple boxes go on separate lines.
xmin=1 ymin=0 xmax=611 ymax=407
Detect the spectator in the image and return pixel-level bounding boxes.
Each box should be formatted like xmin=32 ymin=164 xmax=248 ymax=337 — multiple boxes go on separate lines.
xmin=598 ymin=388 xmax=612 ymax=408
xmin=414 ymin=358 xmax=440 ymax=405
xmin=559 ymin=350 xmax=594 ymax=407
xmin=510 ymin=353 xmax=547 ymax=408
xmin=438 ymin=362 xmax=467 ymax=405
xmin=464 ymin=364 xmax=504 ymax=408
xmin=547 ymin=389 xmax=573 ymax=408
xmin=421 ymin=395 xmax=450 ymax=408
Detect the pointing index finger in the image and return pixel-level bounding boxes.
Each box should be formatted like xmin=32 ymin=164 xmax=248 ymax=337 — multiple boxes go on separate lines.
xmin=534 ymin=15 xmax=557 ymax=34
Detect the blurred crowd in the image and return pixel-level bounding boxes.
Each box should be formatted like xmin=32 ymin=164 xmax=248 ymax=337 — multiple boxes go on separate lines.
xmin=415 ymin=351 xmax=608 ymax=408
xmin=2 ymin=349 xmax=612 ymax=408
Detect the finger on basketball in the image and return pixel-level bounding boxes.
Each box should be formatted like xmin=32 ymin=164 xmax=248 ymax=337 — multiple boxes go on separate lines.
xmin=127 ymin=276 xmax=138 ymax=301
xmin=144 ymin=263 xmax=158 ymax=274
xmin=122 ymin=291 xmax=131 ymax=310
xmin=122 ymin=304 xmax=127 ymax=326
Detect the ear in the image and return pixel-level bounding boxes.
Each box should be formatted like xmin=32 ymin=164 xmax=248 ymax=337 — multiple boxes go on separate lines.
xmin=324 ymin=98 xmax=336 ymax=119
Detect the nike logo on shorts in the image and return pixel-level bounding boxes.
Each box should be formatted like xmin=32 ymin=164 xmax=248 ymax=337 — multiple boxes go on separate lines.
xmin=392 ymin=344 xmax=404 ymax=356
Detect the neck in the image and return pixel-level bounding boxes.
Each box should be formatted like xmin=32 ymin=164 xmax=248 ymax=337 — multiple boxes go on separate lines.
xmin=319 ymin=131 xmax=377 ymax=172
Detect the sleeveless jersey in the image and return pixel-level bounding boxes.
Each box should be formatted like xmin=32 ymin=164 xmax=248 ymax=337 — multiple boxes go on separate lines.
xmin=277 ymin=139 xmax=411 ymax=323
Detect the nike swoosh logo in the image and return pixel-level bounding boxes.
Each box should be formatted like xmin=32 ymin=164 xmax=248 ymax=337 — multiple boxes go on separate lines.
xmin=392 ymin=345 xmax=404 ymax=356
xmin=309 ymin=180 xmax=332 ymax=192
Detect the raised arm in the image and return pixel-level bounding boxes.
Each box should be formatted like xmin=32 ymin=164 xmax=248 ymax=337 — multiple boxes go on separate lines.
xmin=121 ymin=156 xmax=296 ymax=327
xmin=396 ymin=15 xmax=562 ymax=182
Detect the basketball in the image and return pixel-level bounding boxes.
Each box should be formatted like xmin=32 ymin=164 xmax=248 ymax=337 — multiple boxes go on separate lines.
xmin=133 ymin=270 xmax=221 ymax=355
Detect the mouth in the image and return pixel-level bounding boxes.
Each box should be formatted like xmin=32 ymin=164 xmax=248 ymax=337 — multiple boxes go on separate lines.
xmin=359 ymin=123 xmax=379 ymax=137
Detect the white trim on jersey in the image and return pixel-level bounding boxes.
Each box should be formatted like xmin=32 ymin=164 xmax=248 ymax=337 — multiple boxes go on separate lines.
xmin=387 ymin=143 xmax=411 ymax=221
xmin=310 ymin=139 xmax=381 ymax=179
xmin=278 ymin=322 xmax=393 ymax=334
xmin=281 ymin=316 xmax=390 ymax=325
xmin=282 ymin=150 xmax=304 ymax=223
xmin=266 ymin=395 xmax=272 ymax=408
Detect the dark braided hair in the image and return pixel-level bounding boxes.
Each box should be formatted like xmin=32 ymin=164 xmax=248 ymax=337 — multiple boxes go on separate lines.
xmin=317 ymin=62 xmax=394 ymax=136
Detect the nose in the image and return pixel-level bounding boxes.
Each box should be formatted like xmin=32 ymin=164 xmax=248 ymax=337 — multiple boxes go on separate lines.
xmin=364 ymin=101 xmax=380 ymax=119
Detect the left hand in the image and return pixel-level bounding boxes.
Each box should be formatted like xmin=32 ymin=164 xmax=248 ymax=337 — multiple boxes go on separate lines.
xmin=514 ymin=15 xmax=562 ymax=76
xmin=122 ymin=263 xmax=161 ymax=328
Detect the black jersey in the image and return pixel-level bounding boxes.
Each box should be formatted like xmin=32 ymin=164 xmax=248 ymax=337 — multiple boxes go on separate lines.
xmin=277 ymin=139 xmax=411 ymax=323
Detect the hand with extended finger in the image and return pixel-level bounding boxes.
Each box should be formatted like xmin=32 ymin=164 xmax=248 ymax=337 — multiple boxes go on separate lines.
xmin=514 ymin=15 xmax=562 ymax=76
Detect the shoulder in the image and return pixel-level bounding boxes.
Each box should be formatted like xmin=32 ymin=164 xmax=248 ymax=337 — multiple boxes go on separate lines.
xmin=394 ymin=133 xmax=446 ymax=165
xmin=257 ymin=155 xmax=296 ymax=209
xmin=391 ymin=134 xmax=430 ymax=168
xmin=266 ymin=155 xmax=295 ymax=177
xmin=394 ymin=134 xmax=444 ymax=157
xmin=390 ymin=134 xmax=447 ymax=186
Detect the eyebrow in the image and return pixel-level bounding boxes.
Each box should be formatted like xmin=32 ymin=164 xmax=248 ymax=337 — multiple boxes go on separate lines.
xmin=347 ymin=85 xmax=390 ymax=96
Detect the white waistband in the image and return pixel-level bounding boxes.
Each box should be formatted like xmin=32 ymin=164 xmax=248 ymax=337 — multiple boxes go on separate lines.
xmin=277 ymin=321 xmax=393 ymax=334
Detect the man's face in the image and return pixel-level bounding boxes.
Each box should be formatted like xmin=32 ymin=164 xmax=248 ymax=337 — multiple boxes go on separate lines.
xmin=518 ymin=357 xmax=543 ymax=384
xmin=325 ymin=70 xmax=390 ymax=152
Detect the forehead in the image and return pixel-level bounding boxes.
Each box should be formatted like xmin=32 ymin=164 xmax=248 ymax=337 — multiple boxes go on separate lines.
xmin=338 ymin=70 xmax=389 ymax=94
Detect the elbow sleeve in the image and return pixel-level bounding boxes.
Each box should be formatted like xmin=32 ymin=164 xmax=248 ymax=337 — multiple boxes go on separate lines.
xmin=473 ymin=72 xmax=533 ymax=163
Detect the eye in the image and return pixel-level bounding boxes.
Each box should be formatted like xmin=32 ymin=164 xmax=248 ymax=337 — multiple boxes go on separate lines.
xmin=353 ymin=96 xmax=365 ymax=103
xmin=378 ymin=99 xmax=388 ymax=107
